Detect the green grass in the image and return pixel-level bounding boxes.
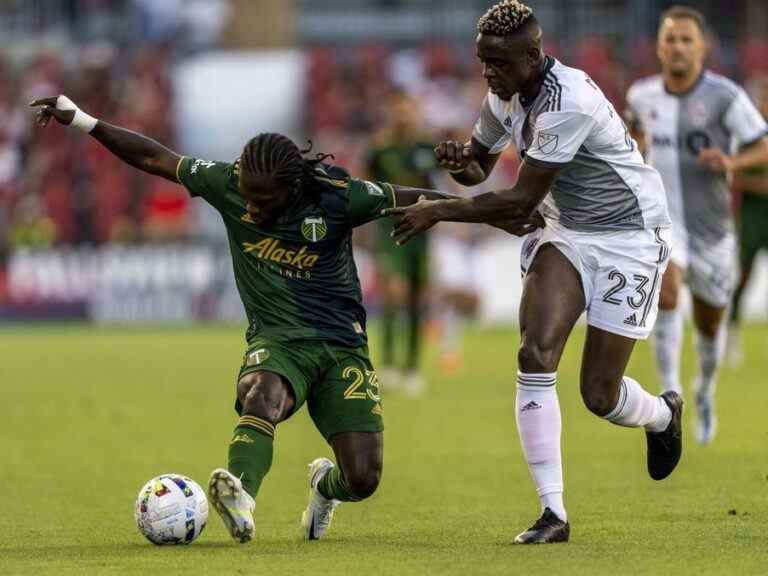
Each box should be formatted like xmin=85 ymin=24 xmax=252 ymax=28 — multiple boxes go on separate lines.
xmin=1 ymin=323 xmax=766 ymax=575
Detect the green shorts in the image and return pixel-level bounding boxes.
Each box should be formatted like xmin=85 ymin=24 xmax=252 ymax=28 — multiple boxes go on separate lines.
xmin=235 ymin=337 xmax=383 ymax=441
xmin=739 ymin=194 xmax=768 ymax=267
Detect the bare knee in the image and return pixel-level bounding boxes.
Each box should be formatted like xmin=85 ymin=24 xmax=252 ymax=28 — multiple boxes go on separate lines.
xmin=693 ymin=314 xmax=721 ymax=339
xmin=237 ymin=372 xmax=294 ymax=422
xmin=518 ymin=339 xmax=560 ymax=373
xmin=580 ymin=373 xmax=622 ymax=417
xmin=344 ymin=465 xmax=381 ymax=500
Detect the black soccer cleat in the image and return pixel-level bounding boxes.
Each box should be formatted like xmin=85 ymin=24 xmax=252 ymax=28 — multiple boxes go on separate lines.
xmin=513 ymin=508 xmax=570 ymax=544
xmin=646 ymin=391 xmax=683 ymax=480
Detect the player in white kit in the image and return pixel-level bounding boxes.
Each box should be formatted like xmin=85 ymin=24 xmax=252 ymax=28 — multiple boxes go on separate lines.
xmin=626 ymin=6 xmax=768 ymax=444
xmin=384 ymin=0 xmax=682 ymax=544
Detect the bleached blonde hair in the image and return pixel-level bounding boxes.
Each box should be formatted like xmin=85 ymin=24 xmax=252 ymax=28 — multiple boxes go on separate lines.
xmin=477 ymin=1 xmax=535 ymax=36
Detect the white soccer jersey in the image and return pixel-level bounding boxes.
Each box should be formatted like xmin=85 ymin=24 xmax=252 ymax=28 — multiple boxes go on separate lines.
xmin=473 ymin=57 xmax=670 ymax=232
xmin=626 ymin=71 xmax=768 ymax=243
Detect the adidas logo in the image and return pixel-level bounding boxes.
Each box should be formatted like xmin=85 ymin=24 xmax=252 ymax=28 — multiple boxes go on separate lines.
xmin=624 ymin=313 xmax=638 ymax=327
xmin=521 ymin=401 xmax=542 ymax=412
xmin=504 ymin=116 xmax=513 ymax=128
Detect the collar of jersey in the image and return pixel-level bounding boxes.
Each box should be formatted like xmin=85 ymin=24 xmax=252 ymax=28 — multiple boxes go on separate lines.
xmin=663 ymin=69 xmax=706 ymax=98
xmin=520 ymin=55 xmax=556 ymax=109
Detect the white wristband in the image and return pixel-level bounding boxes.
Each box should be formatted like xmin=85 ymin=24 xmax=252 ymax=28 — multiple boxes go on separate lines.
xmin=56 ymin=95 xmax=98 ymax=133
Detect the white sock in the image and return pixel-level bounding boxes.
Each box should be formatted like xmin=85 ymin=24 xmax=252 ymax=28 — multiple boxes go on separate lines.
xmin=695 ymin=327 xmax=726 ymax=399
xmin=653 ymin=309 xmax=683 ymax=394
xmin=516 ymin=371 xmax=566 ymax=522
xmin=604 ymin=376 xmax=672 ymax=433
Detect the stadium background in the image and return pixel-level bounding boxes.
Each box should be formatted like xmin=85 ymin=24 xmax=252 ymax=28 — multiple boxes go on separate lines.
xmin=2 ymin=3 xmax=768 ymax=575
xmin=1 ymin=0 xmax=767 ymax=325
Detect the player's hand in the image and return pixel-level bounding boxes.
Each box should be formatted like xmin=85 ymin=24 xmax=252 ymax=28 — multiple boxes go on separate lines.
xmin=698 ymin=147 xmax=732 ymax=173
xmin=491 ymin=211 xmax=546 ymax=236
xmin=435 ymin=140 xmax=474 ymax=172
xmin=29 ymin=96 xmax=75 ymax=128
xmin=382 ymin=195 xmax=441 ymax=245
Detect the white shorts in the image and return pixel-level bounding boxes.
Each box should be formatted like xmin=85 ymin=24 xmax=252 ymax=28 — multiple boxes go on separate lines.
xmin=432 ymin=234 xmax=478 ymax=293
xmin=520 ymin=223 xmax=671 ymax=340
xmin=683 ymin=234 xmax=737 ymax=308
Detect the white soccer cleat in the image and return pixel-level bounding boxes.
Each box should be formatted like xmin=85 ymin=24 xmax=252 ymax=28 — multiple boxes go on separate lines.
xmin=301 ymin=458 xmax=340 ymax=540
xmin=694 ymin=391 xmax=718 ymax=445
xmin=208 ymin=468 xmax=255 ymax=543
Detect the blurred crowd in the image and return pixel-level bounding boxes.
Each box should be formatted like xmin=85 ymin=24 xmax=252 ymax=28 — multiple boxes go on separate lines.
xmin=0 ymin=0 xmax=232 ymax=264
xmin=0 ymin=45 xmax=183 ymax=257
xmin=307 ymin=36 xmax=768 ymax=173
xmin=2 ymin=30 xmax=768 ymax=262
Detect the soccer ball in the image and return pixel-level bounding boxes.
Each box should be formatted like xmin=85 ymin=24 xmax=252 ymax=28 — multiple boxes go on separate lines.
xmin=134 ymin=474 xmax=209 ymax=545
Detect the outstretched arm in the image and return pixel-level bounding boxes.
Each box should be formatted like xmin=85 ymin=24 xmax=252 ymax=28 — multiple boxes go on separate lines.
xmin=388 ymin=183 xmax=543 ymax=237
xmin=382 ymin=160 xmax=558 ymax=244
xmin=31 ymin=95 xmax=182 ymax=182
xmin=390 ymin=184 xmax=457 ymax=205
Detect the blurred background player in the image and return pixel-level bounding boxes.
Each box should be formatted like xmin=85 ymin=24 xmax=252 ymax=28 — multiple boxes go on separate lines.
xmin=728 ymin=76 xmax=768 ymax=365
xmin=626 ymin=6 xmax=768 ymax=444
xmin=366 ymin=89 xmax=435 ymax=395
xmin=430 ymin=220 xmax=481 ymax=375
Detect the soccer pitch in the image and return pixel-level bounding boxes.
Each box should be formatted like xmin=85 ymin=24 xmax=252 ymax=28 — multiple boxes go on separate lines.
xmin=1 ymin=324 xmax=766 ymax=575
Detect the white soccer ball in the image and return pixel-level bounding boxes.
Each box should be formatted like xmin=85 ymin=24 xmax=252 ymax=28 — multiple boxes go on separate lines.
xmin=134 ymin=473 xmax=209 ymax=545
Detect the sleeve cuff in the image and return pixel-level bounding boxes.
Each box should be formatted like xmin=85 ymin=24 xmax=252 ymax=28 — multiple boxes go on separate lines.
xmin=739 ymin=130 xmax=768 ymax=151
xmin=524 ymin=155 xmax=569 ymax=170
xmin=175 ymin=156 xmax=187 ymax=184
xmin=383 ymin=182 xmax=396 ymax=209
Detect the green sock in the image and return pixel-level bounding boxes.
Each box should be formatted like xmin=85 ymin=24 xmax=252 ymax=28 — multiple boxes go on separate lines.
xmin=317 ymin=466 xmax=360 ymax=502
xmin=227 ymin=415 xmax=275 ymax=498
xmin=406 ymin=285 xmax=422 ymax=371
xmin=381 ymin=303 xmax=395 ymax=366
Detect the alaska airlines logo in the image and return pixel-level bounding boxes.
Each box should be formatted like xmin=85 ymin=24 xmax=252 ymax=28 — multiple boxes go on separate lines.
xmin=301 ymin=216 xmax=327 ymax=242
xmin=243 ymin=238 xmax=320 ymax=270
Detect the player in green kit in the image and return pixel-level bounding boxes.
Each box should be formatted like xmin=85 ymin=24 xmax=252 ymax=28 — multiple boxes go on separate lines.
xmin=31 ymin=94 xmax=542 ymax=543
xmin=729 ymin=78 xmax=768 ymax=364
xmin=367 ymin=90 xmax=435 ymax=394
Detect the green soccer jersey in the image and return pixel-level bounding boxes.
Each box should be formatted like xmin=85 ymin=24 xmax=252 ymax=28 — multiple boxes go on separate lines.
xmin=177 ymin=156 xmax=395 ymax=348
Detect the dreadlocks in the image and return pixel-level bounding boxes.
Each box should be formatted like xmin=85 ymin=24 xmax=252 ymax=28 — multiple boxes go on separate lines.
xmin=477 ymin=0 xmax=536 ymax=37
xmin=240 ymin=133 xmax=334 ymax=205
